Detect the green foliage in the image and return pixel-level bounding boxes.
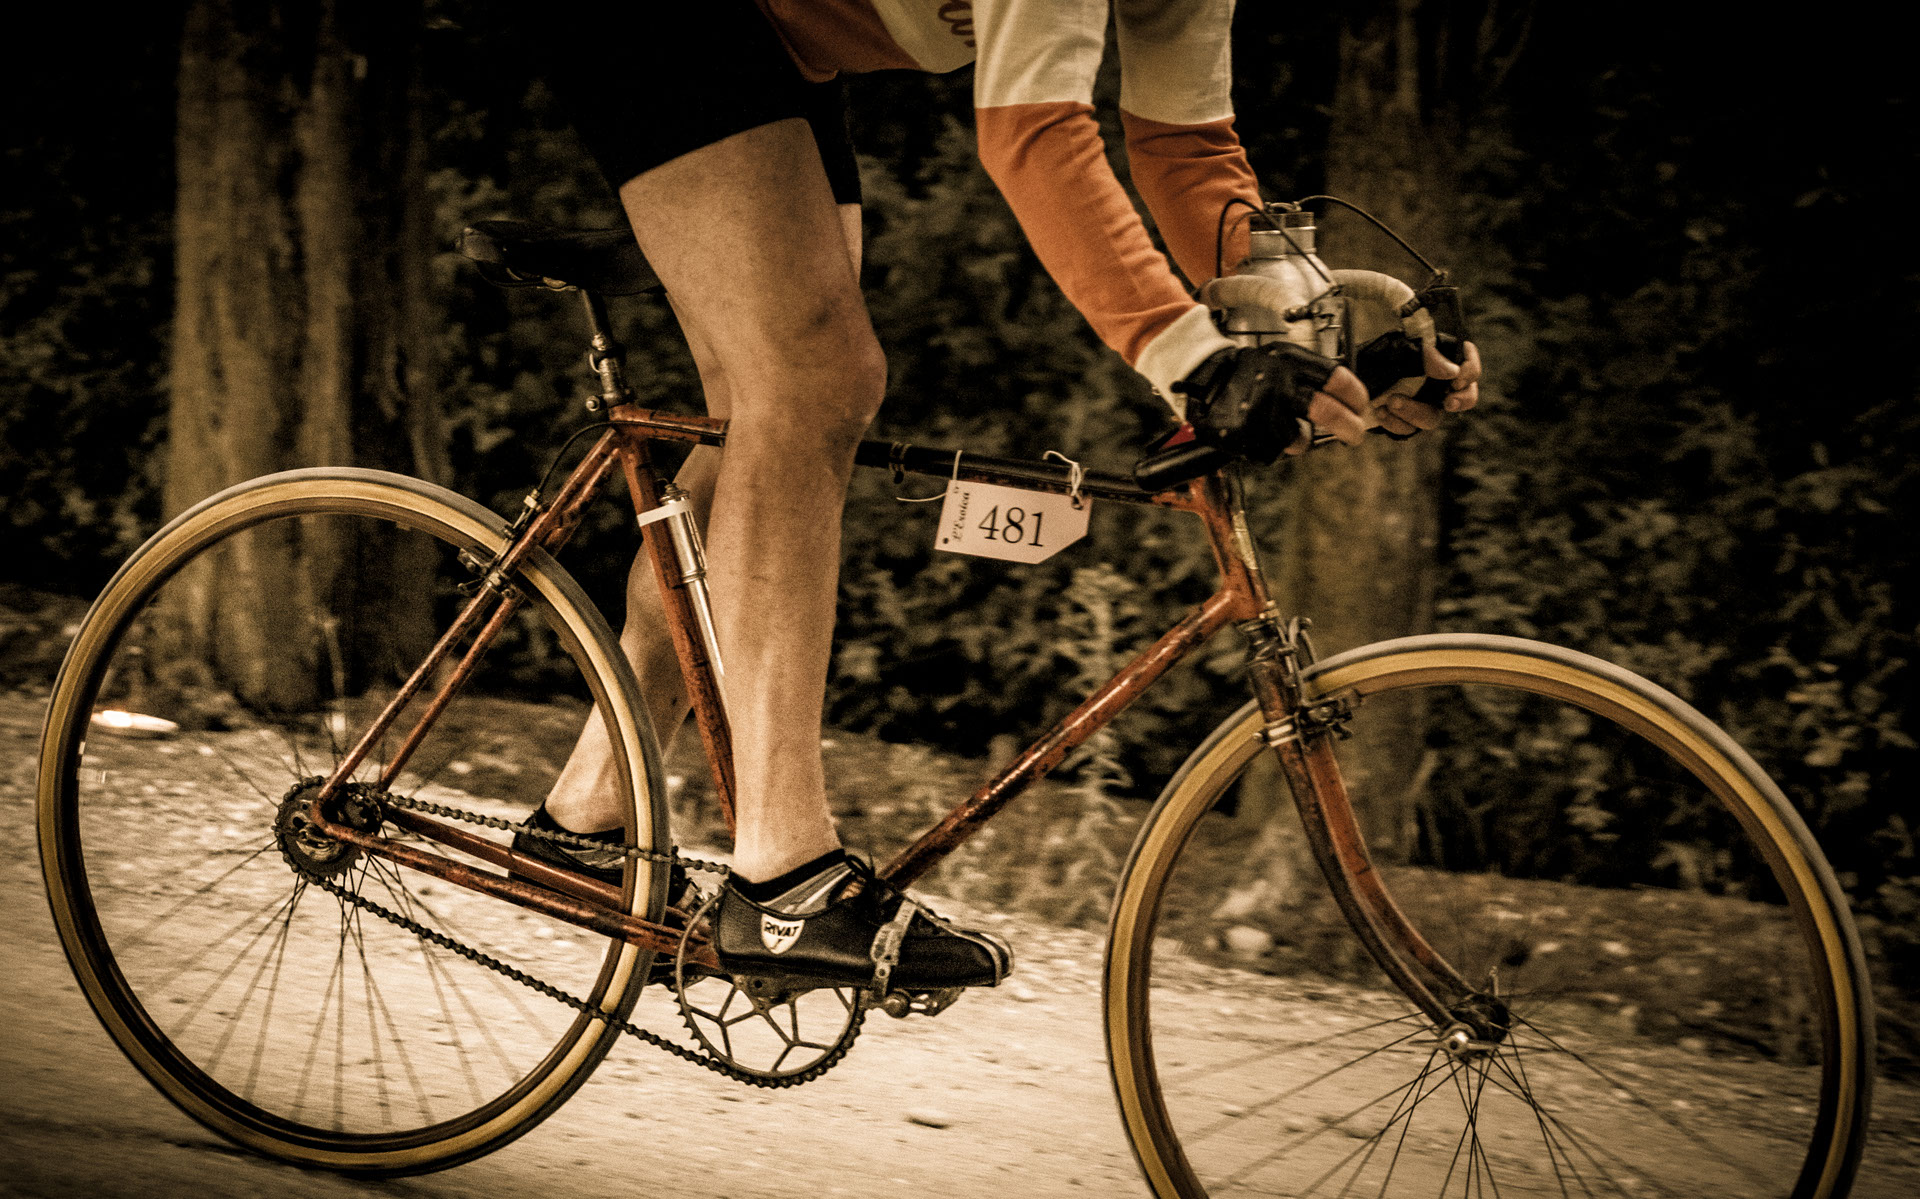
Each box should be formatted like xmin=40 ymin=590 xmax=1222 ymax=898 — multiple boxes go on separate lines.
xmin=6 ymin=8 xmax=1913 ymax=987
xmin=0 ymin=12 xmax=175 ymax=593
xmin=1423 ymin=9 xmax=1917 ymax=1004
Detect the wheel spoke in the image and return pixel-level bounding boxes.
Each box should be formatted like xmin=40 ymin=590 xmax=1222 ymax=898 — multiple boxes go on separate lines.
xmin=240 ymin=881 xmax=306 ymax=1103
xmin=1162 ymin=1010 xmax=1429 ymax=1084
xmin=1114 ymin=651 xmax=1867 ymax=1198
xmin=1290 ymin=1046 xmax=1454 ymax=1195
xmin=46 ymin=490 xmax=662 ymax=1169
xmin=1188 ymin=1023 xmax=1435 ymax=1146
xmin=192 ymin=734 xmax=288 ymax=807
xmin=110 ymin=839 xmax=279 ymax=952
xmin=1223 ymin=1052 xmax=1455 ymax=1191
xmin=155 ymin=885 xmax=307 ymax=1033
xmin=1509 ymin=1014 xmax=1775 ymax=1188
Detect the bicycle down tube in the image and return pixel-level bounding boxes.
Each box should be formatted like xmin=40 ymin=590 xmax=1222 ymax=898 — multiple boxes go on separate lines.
xmin=300 ymin=400 xmax=1472 ymax=1026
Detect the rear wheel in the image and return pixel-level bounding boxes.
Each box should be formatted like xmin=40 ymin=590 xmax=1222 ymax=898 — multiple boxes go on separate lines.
xmin=37 ymin=469 xmax=669 ymax=1175
xmin=1107 ymin=634 xmax=1872 ymax=1198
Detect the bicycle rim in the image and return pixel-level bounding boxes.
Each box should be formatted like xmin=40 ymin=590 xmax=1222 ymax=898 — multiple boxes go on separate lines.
xmin=37 ymin=469 xmax=669 ymax=1174
xmin=1107 ymin=633 xmax=1871 ymax=1199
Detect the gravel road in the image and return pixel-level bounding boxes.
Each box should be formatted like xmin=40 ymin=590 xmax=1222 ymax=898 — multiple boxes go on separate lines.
xmin=5 ymin=688 xmax=1919 ymax=1198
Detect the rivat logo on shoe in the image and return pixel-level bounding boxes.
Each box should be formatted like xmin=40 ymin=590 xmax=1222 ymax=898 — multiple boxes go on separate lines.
xmin=760 ymin=915 xmax=805 ymax=955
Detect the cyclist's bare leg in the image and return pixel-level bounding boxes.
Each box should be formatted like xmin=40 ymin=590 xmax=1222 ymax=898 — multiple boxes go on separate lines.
xmin=543 ymin=207 xmax=862 ymax=835
xmin=544 ymin=121 xmax=874 ymax=883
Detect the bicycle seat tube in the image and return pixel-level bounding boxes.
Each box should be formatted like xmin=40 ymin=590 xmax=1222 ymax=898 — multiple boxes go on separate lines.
xmin=598 ymin=438 xmax=739 ymax=836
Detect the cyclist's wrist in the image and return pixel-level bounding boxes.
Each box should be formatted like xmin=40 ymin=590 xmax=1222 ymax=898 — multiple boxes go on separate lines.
xmin=1170 ymin=347 xmax=1236 ymax=426
xmin=1134 ymin=305 xmax=1236 ymax=418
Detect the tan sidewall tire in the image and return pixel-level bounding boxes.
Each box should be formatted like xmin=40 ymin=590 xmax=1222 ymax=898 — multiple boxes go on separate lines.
xmin=36 ymin=468 xmax=669 ymax=1175
xmin=1104 ymin=633 xmax=1871 ymax=1199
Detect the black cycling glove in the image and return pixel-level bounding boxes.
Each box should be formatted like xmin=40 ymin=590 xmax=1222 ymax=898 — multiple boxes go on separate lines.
xmin=1173 ymin=341 xmax=1339 ymax=464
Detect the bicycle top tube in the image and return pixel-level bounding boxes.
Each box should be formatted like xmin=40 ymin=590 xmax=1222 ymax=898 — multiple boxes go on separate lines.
xmin=609 ymin=406 xmax=1177 ymax=507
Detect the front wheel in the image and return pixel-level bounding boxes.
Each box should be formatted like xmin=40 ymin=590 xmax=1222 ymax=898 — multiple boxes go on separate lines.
xmin=1106 ymin=633 xmax=1872 ymax=1199
xmin=37 ymin=469 xmax=670 ymax=1175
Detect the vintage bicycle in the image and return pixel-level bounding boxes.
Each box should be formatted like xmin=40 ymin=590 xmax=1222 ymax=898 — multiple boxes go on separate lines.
xmin=36 ymin=205 xmax=1873 ymax=1197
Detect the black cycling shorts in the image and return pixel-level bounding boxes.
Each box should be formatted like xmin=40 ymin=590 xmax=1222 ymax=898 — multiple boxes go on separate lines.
xmin=522 ymin=0 xmax=861 ymax=205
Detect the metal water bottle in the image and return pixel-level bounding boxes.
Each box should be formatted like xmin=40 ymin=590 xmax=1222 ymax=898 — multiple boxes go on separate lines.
xmin=1217 ymin=206 xmax=1347 ymax=363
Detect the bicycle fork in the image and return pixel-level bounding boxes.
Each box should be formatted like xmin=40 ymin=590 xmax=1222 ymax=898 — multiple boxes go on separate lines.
xmin=1218 ymin=485 xmax=1492 ymax=1041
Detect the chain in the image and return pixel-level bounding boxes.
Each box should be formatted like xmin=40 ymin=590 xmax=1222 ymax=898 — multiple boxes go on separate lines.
xmin=309 ymin=869 xmax=750 ymax=1079
xmin=314 ymin=787 xmax=862 ymax=1088
xmin=380 ymin=789 xmax=732 ymax=879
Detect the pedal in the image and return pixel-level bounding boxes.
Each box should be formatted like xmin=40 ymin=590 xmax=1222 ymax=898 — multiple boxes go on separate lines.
xmin=870 ymin=987 xmax=964 ymax=1019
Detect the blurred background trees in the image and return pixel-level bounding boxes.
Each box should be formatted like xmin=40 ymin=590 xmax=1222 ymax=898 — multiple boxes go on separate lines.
xmin=164 ymin=0 xmax=441 ymax=711
xmin=3 ymin=0 xmax=1912 ymax=1016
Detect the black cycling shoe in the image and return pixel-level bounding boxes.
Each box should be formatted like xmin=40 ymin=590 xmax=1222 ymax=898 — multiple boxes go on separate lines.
xmin=510 ymin=805 xmax=697 ymax=910
xmin=511 ymin=806 xmax=626 ymax=885
xmin=713 ymin=852 xmax=1012 ymax=991
xmin=511 ymin=806 xmax=704 ymax=987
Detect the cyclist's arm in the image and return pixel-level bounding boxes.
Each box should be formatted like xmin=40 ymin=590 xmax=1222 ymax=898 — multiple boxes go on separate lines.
xmin=1114 ymin=0 xmax=1260 ymax=289
xmin=971 ymin=0 xmax=1252 ymax=415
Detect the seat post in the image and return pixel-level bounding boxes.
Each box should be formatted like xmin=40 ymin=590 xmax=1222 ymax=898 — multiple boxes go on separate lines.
xmin=579 ymin=289 xmax=635 ymax=412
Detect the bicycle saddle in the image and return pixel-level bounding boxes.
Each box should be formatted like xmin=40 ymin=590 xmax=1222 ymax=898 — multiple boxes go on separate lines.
xmin=459 ymin=219 xmax=663 ymax=296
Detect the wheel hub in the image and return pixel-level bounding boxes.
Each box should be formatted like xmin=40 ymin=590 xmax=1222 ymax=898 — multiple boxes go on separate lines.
xmin=274 ymin=778 xmax=385 ymax=881
xmin=1442 ymin=993 xmax=1513 ymax=1056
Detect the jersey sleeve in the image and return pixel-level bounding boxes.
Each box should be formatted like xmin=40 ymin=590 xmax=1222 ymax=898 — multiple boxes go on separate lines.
xmin=1115 ymin=0 xmax=1261 ymax=288
xmin=970 ymin=0 xmax=1252 ymax=411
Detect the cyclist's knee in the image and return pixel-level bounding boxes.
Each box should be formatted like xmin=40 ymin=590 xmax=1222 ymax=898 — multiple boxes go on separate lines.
xmin=820 ymin=329 xmax=887 ymax=428
xmin=747 ymin=315 xmax=886 ymax=439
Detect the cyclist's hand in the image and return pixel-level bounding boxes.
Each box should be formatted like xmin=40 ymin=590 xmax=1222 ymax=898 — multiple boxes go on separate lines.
xmin=1294 ymin=368 xmax=1371 ymax=452
xmin=1176 ymin=343 xmax=1370 ymax=463
xmin=1375 ymin=339 xmax=1482 ymax=436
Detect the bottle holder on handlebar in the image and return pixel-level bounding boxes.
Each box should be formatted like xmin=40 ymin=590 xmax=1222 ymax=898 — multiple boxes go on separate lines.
xmin=1134 ymin=197 xmax=1472 ymax=484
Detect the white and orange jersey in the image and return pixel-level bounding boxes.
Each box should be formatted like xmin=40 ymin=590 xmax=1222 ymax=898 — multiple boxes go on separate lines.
xmin=757 ymin=0 xmax=1255 ymax=406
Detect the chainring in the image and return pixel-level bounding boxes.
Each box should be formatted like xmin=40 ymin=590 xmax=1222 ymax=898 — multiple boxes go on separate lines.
xmin=672 ymin=890 xmax=867 ymax=1087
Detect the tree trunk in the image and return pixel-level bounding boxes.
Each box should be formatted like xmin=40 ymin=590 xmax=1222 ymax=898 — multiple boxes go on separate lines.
xmin=164 ymin=0 xmax=438 ymax=715
xmin=1259 ymin=0 xmax=1461 ymax=860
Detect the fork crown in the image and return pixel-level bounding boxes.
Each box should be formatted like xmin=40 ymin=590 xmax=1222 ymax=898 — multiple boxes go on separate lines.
xmin=1238 ymin=606 xmax=1353 ymax=746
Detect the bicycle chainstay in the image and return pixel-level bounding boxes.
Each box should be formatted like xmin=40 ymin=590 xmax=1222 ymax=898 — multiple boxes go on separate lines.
xmin=297 ymin=787 xmax=866 ymax=1089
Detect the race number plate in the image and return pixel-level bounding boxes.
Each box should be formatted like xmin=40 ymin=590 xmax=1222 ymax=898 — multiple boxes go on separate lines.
xmin=934 ymin=480 xmax=1089 ymax=564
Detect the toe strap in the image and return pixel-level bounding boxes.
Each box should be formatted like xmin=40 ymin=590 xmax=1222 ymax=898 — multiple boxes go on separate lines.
xmin=870 ymin=898 xmax=1014 ymax=991
xmin=869 ymin=899 xmax=920 ymax=992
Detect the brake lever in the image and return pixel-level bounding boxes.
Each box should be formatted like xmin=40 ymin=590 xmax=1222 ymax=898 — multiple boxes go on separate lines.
xmin=1403 ymin=277 xmax=1469 ymax=411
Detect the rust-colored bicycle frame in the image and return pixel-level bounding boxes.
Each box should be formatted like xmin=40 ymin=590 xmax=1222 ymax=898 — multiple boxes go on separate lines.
xmin=306 ymin=399 xmax=1474 ymax=1026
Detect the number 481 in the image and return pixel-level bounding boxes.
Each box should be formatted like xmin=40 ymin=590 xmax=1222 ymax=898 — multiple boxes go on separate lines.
xmin=979 ymin=505 xmax=1045 ymax=547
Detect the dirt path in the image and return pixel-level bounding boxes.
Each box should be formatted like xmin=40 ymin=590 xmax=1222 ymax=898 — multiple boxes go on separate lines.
xmin=5 ymin=687 xmax=1919 ymax=1198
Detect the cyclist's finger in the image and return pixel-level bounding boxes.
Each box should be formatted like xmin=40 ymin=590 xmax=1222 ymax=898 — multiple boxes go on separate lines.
xmin=1282 ymin=417 xmax=1315 ymax=456
xmin=1420 ymin=339 xmax=1462 ymax=381
xmin=1377 ymin=409 xmax=1422 ymax=437
xmin=1321 ymin=365 xmax=1368 ymax=416
xmin=1444 ymin=341 xmax=1483 ymax=413
xmin=1308 ymin=390 xmax=1369 ymax=445
xmin=1381 ymin=395 xmax=1441 ymax=433
xmin=1454 ymin=339 xmax=1483 ymax=385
